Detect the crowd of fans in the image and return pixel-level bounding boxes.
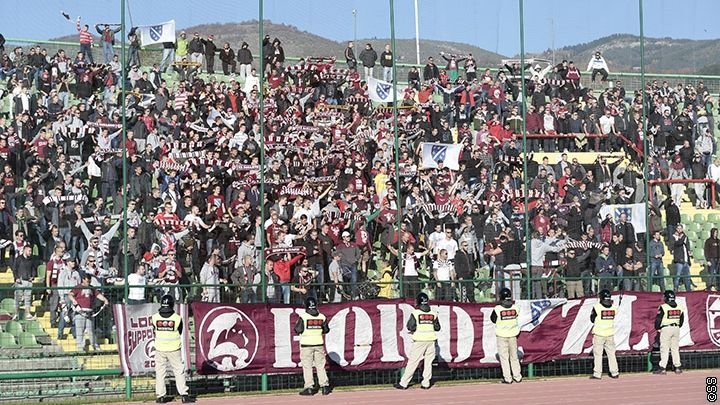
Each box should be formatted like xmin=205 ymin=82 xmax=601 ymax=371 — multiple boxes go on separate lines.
xmin=0 ymin=24 xmax=719 ymax=336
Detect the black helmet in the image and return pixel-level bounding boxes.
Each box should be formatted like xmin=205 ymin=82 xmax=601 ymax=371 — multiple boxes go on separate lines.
xmin=160 ymin=294 xmax=175 ymax=309
xmin=663 ymin=290 xmax=676 ymax=303
xmin=304 ymin=297 xmax=318 ymax=311
xmin=416 ymin=292 xmax=429 ymax=307
xmin=499 ymin=288 xmax=512 ymax=300
xmin=599 ymin=289 xmax=611 ymax=300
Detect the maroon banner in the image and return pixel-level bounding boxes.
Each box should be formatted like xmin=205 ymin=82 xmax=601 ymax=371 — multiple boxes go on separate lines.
xmin=192 ymin=292 xmax=720 ymax=375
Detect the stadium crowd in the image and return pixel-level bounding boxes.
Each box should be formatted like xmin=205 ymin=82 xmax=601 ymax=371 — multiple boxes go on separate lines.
xmin=0 ymin=25 xmax=719 ymax=333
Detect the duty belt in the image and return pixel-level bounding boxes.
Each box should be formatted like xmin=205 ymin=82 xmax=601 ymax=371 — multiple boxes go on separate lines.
xmin=662 ymin=323 xmax=679 ymax=328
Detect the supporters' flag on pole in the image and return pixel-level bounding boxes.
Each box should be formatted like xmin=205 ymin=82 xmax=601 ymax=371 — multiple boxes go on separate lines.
xmin=421 ymin=142 xmax=462 ymax=171
xmin=598 ymin=203 xmax=647 ymax=233
xmin=367 ymin=77 xmax=395 ymax=103
xmin=138 ymin=20 xmax=176 ymax=46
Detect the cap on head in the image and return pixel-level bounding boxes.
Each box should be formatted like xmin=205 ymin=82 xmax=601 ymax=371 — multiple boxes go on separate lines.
xmin=663 ymin=290 xmax=676 ymax=303
xmin=304 ymin=296 xmax=317 ymax=311
xmin=416 ymin=292 xmax=429 ymax=306
xmin=599 ymin=289 xmax=611 ymax=300
xmin=160 ymin=294 xmax=175 ymax=309
xmin=499 ymin=287 xmax=512 ymax=301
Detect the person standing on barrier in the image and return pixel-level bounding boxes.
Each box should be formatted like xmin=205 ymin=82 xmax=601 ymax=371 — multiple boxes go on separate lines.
xmin=653 ymin=290 xmax=685 ymax=375
xmin=491 ymin=287 xmax=522 ymax=384
xmin=395 ymin=292 xmax=441 ymax=390
xmin=590 ymin=289 xmax=619 ymax=380
xmin=153 ymin=294 xmax=195 ymax=403
xmin=68 ymin=273 xmax=108 ymax=352
xmin=294 ymin=297 xmax=331 ymax=396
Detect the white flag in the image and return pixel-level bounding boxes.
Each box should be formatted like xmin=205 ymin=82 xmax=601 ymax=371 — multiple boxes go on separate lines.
xmin=138 ymin=20 xmax=176 ymax=46
xmin=421 ymin=142 xmax=463 ymax=171
xmin=367 ymin=77 xmax=396 ymax=103
xmin=598 ymin=203 xmax=647 ymax=234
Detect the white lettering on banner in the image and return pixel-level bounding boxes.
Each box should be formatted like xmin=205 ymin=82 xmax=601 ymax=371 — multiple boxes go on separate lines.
xmin=326 ymin=307 xmax=373 ymax=366
xmin=399 ymin=303 xmax=414 ymax=358
xmin=272 ymin=307 xmax=300 ymax=368
xmin=436 ymin=305 xmax=452 ymax=362
xmin=191 ymin=293 xmax=719 ymax=375
xmin=560 ymin=299 xmax=595 ymax=355
xmin=614 ymin=295 xmax=636 ymax=351
xmin=677 ymin=297 xmax=696 ymax=347
xmin=479 ymin=306 xmax=497 ymax=364
xmin=378 ymin=304 xmax=404 ymax=362
xmin=452 ymin=306 xmax=474 ymax=363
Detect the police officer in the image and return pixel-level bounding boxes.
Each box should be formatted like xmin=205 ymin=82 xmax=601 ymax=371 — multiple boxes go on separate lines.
xmin=590 ymin=289 xmax=619 ymax=379
xmin=294 ymin=297 xmax=331 ymax=396
xmin=491 ymin=287 xmax=522 ymax=384
xmin=653 ymin=290 xmax=685 ymax=374
xmin=153 ymin=295 xmax=195 ymax=403
xmin=395 ymin=292 xmax=441 ymax=390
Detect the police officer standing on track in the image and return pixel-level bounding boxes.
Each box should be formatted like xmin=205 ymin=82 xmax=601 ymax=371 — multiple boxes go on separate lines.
xmin=395 ymin=293 xmax=441 ymax=390
xmin=294 ymin=297 xmax=331 ymax=396
xmin=653 ymin=290 xmax=685 ymax=375
xmin=491 ymin=287 xmax=522 ymax=384
xmin=153 ymin=294 xmax=196 ymax=403
xmin=590 ymin=289 xmax=619 ymax=380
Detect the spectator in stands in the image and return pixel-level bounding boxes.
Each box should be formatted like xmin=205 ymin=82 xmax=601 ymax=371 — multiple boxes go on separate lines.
xmin=344 ymin=41 xmax=357 ymax=71
xmin=587 ymin=51 xmax=608 ymax=83
xmin=75 ymin=18 xmax=94 ymax=64
xmin=127 ymin=263 xmax=147 ymax=304
xmin=68 ymin=273 xmax=109 ymax=352
xmin=704 ymin=228 xmax=719 ymax=292
xmin=380 ymin=44 xmax=393 ymax=82
xmin=670 ymin=224 xmax=693 ymax=292
xmin=95 ymin=24 xmax=121 ymax=64
xmin=13 ymin=245 xmax=36 ymax=320
xmin=219 ymin=42 xmax=236 ymax=76
xmin=57 ymin=256 xmax=81 ymax=340
xmin=358 ymin=43 xmax=377 ymax=80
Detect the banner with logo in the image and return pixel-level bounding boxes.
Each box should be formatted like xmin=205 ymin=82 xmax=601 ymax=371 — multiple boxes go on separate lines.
xmin=421 ymin=142 xmax=463 ymax=170
xmin=599 ymin=203 xmax=647 ymax=233
xmin=367 ymin=77 xmax=396 ymax=103
xmin=114 ymin=303 xmax=191 ymax=376
xmin=137 ymin=20 xmax=176 ymax=46
xmin=191 ymin=292 xmax=720 ymax=375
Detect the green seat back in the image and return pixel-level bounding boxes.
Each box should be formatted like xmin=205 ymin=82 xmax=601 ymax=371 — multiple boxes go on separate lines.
xmin=5 ymin=320 xmax=23 ymax=337
xmin=0 ymin=332 xmax=19 ymax=348
xmin=0 ymin=298 xmax=15 ymax=314
xmin=17 ymin=332 xmax=40 ymax=348
xmin=24 ymin=321 xmax=48 ymax=337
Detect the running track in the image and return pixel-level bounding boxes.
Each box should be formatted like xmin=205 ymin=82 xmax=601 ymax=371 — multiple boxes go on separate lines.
xmin=121 ymin=370 xmax=714 ymax=405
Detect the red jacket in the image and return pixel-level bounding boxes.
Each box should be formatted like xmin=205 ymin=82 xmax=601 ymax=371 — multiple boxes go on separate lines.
xmin=272 ymin=254 xmax=304 ymax=283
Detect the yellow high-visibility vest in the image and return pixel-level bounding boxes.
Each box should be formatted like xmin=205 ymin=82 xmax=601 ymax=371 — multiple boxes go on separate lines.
xmin=299 ymin=312 xmax=326 ymax=346
xmin=592 ymin=303 xmax=617 ymax=337
xmin=494 ymin=304 xmax=520 ymax=338
xmin=660 ymin=303 xmax=683 ymax=327
xmin=152 ymin=313 xmax=182 ymax=352
xmin=411 ymin=309 xmax=438 ymax=342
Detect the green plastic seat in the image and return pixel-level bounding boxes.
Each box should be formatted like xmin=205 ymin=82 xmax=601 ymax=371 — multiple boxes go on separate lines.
xmin=685 ymin=222 xmax=701 ymax=234
xmin=4 ymin=320 xmax=23 ymax=337
xmin=707 ymin=213 xmax=720 ymax=223
xmin=0 ymin=332 xmax=19 ymax=348
xmin=17 ymin=332 xmax=40 ymax=348
xmin=0 ymin=298 xmax=15 ymax=314
xmin=36 ymin=264 xmax=46 ymax=282
xmin=693 ymin=213 xmax=706 ymax=224
xmin=24 ymin=320 xmax=48 ymax=337
xmin=680 ymin=213 xmax=691 ymax=224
